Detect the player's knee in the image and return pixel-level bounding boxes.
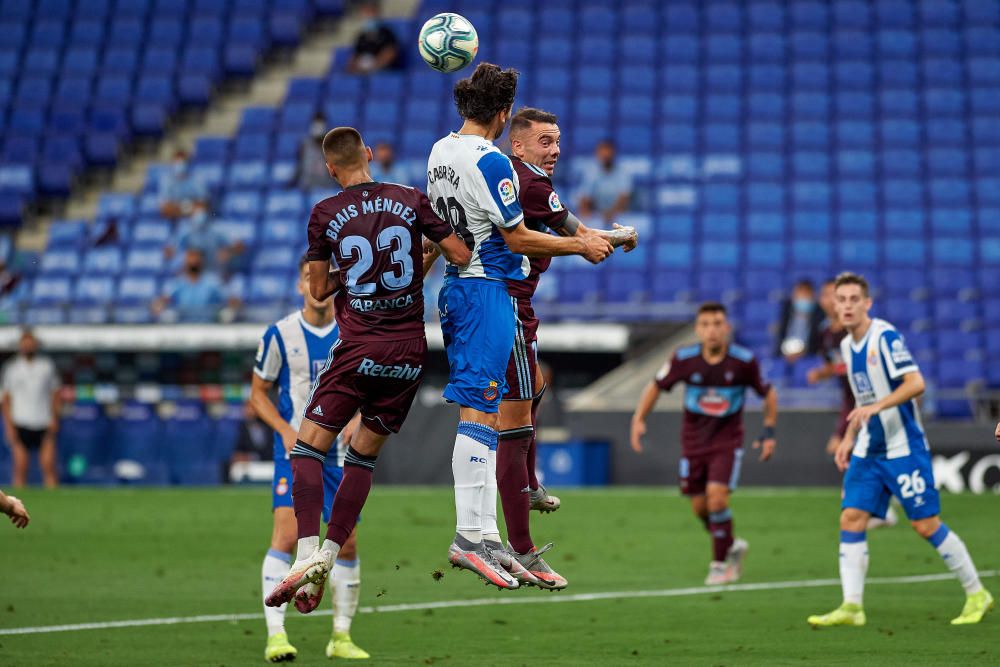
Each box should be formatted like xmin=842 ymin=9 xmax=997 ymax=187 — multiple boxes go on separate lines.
xmin=910 ymin=517 xmax=940 ymax=539
xmin=840 ymin=508 xmax=868 ymax=530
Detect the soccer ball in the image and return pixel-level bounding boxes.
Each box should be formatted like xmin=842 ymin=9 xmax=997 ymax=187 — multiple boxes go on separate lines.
xmin=418 ymin=13 xmax=478 ymax=73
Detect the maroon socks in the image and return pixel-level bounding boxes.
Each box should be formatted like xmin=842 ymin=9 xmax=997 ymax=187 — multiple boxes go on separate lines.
xmin=497 ymin=426 xmax=534 ymax=554
xmin=324 ymin=446 xmax=377 ymax=547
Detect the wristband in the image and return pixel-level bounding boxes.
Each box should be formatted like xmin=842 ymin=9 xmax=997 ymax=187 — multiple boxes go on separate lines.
xmin=759 ymin=426 xmax=775 ymax=441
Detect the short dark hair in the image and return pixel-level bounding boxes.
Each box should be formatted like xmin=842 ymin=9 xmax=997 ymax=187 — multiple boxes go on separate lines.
xmin=19 ymin=326 xmax=34 ymax=340
xmin=453 ymin=62 xmax=519 ymax=125
xmin=794 ymin=278 xmax=815 ymax=291
xmin=322 ymin=126 xmax=365 ymax=167
xmin=834 ymin=271 xmax=870 ymax=297
xmin=510 ymin=107 xmax=558 ymax=136
xmin=697 ymin=301 xmax=727 ymax=317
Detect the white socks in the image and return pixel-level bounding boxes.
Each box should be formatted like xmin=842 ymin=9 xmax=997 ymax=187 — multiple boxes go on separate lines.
xmin=839 ymin=530 xmax=868 ymax=606
xmin=295 ymin=536 xmax=318 ymax=562
xmin=929 ymin=524 xmax=983 ymax=595
xmin=453 ymin=422 xmax=497 ymax=544
xmin=262 ymin=549 xmax=292 ymax=636
xmin=481 ymin=447 xmax=501 ymax=544
xmin=330 ymin=558 xmax=361 ymax=635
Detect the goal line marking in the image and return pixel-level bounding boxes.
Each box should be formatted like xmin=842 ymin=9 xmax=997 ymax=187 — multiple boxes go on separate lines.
xmin=2 ymin=570 xmax=995 ymax=636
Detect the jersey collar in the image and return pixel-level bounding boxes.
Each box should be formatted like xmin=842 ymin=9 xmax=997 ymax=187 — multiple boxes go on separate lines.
xmin=346 ymin=181 xmax=379 ymax=191
xmin=297 ymin=310 xmax=337 ymax=337
xmin=848 ymin=319 xmax=876 ymax=353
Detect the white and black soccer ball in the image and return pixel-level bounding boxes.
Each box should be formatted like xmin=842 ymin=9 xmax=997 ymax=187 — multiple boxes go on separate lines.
xmin=417 ymin=12 xmax=478 ymax=73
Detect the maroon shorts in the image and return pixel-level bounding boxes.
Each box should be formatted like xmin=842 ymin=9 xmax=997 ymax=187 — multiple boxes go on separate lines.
xmin=304 ymin=337 xmax=427 ymax=436
xmin=679 ymin=448 xmax=744 ymax=496
xmin=504 ymin=296 xmax=541 ymax=401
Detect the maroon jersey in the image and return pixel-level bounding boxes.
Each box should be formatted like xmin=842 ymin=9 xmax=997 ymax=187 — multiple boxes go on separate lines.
xmin=506 ymin=157 xmax=570 ymax=300
xmin=306 ymin=182 xmax=453 ymax=341
xmin=819 ymin=324 xmax=854 ymax=412
xmin=655 ymin=343 xmax=771 ymax=454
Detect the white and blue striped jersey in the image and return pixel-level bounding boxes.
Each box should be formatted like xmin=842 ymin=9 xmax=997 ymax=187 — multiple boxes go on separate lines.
xmin=254 ymin=310 xmax=339 ymax=457
xmin=841 ymin=318 xmax=927 ymax=459
xmin=426 ymin=132 xmax=529 ymax=281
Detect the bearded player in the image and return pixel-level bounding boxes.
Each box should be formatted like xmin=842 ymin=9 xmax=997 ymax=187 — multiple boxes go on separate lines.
xmin=251 ymin=257 xmax=367 ymax=661
xmin=265 ymin=127 xmax=470 ymax=611
xmin=808 ymin=273 xmax=992 ymax=627
xmin=424 ymin=64 xmax=613 ymax=590
xmin=631 ymin=302 xmax=778 ymax=585
xmin=494 ymin=107 xmax=638 ymax=589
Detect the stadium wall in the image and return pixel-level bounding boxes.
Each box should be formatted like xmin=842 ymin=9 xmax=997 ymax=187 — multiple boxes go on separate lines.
xmin=380 ymin=405 xmax=1000 ymax=492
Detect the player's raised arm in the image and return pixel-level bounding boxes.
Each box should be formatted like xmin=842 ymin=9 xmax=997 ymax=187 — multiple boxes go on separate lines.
xmin=500 ymin=221 xmax=612 ymax=263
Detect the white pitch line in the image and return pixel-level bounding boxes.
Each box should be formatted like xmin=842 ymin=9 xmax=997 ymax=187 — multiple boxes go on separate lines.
xmin=1 ymin=570 xmax=995 ymax=636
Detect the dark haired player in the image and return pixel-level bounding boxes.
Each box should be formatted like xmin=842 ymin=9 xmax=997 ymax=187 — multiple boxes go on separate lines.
xmin=425 ymin=63 xmax=613 ymax=590
xmin=265 ymin=127 xmax=471 ymax=611
xmin=631 ymin=302 xmax=778 ymax=585
xmin=808 ymin=273 xmax=991 ymax=627
xmin=493 ymin=107 xmax=638 ymax=589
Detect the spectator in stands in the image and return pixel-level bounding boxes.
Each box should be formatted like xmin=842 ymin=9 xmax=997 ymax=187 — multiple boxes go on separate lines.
xmin=575 ymin=139 xmax=633 ymax=223
xmin=775 ymin=279 xmax=825 ymax=363
xmin=1 ymin=328 xmax=61 ymax=488
xmin=298 ymin=113 xmax=331 ymax=190
xmin=152 ymin=249 xmax=231 ymax=323
xmin=369 ymin=142 xmax=409 ymax=184
xmin=346 ymin=1 xmax=402 ymax=74
xmin=164 ymin=201 xmax=246 ymax=275
xmin=159 ymin=149 xmax=208 ymax=220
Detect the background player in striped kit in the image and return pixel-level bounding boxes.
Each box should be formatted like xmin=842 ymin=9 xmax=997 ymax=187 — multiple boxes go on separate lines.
xmin=808 ymin=272 xmax=992 ymax=628
xmin=631 ymin=302 xmax=777 ymax=585
xmin=497 ymin=107 xmax=639 ymax=589
xmin=251 ymin=256 xmax=368 ymax=661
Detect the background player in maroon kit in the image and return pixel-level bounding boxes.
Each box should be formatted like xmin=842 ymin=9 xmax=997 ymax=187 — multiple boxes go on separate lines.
xmin=495 ymin=108 xmax=638 ymax=588
xmin=808 ymin=279 xmax=854 ymax=455
xmin=266 ymin=127 xmax=471 ymax=611
xmin=630 ymin=302 xmax=778 ymax=585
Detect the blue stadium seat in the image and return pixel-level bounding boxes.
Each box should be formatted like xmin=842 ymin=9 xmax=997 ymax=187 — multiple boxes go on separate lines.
xmin=793 ymin=150 xmax=829 ymax=178
xmin=58 ymin=402 xmax=112 ymax=484
xmin=163 ymin=401 xmax=219 ymax=485
xmin=112 ymin=401 xmax=168 ymax=485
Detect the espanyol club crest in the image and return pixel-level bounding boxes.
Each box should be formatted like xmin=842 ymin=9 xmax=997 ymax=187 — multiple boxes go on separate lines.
xmin=276 ymin=477 xmax=289 ymax=496
xmin=548 ymin=191 xmax=564 ymax=211
xmin=868 ymin=349 xmax=879 ymax=366
xmin=483 ymin=380 xmax=499 ymax=401
xmin=498 ymin=178 xmax=516 ymax=206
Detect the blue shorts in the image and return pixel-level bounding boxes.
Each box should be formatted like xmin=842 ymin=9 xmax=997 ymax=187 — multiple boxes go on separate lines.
xmin=439 ymin=277 xmax=515 ymax=413
xmin=273 ymin=446 xmax=344 ymax=525
xmin=842 ymin=450 xmax=941 ymax=521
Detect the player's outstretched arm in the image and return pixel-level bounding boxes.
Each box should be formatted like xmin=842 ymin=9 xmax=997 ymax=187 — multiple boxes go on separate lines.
xmin=550 ymin=211 xmax=638 ymax=252
xmin=630 ymin=381 xmax=661 ymax=454
xmin=846 ymin=370 xmax=925 ymax=429
xmin=249 ymin=374 xmax=297 ymax=454
xmin=422 ymin=238 xmax=442 ymax=277
xmin=500 ymin=222 xmax=612 ymax=263
xmin=0 ymin=490 xmax=30 ymax=528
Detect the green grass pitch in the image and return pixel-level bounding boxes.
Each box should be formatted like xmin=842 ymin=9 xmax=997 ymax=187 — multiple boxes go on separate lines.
xmin=1 ymin=486 xmax=998 ymax=666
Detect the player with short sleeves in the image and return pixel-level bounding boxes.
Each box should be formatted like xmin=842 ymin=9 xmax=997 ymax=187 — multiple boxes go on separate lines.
xmin=250 ymin=257 xmax=369 ymax=662
xmin=631 ymin=302 xmax=778 ymax=586
xmin=265 ymin=127 xmax=471 ymax=616
xmin=424 ymin=64 xmax=613 ymax=590
xmin=808 ymin=273 xmax=992 ymax=628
